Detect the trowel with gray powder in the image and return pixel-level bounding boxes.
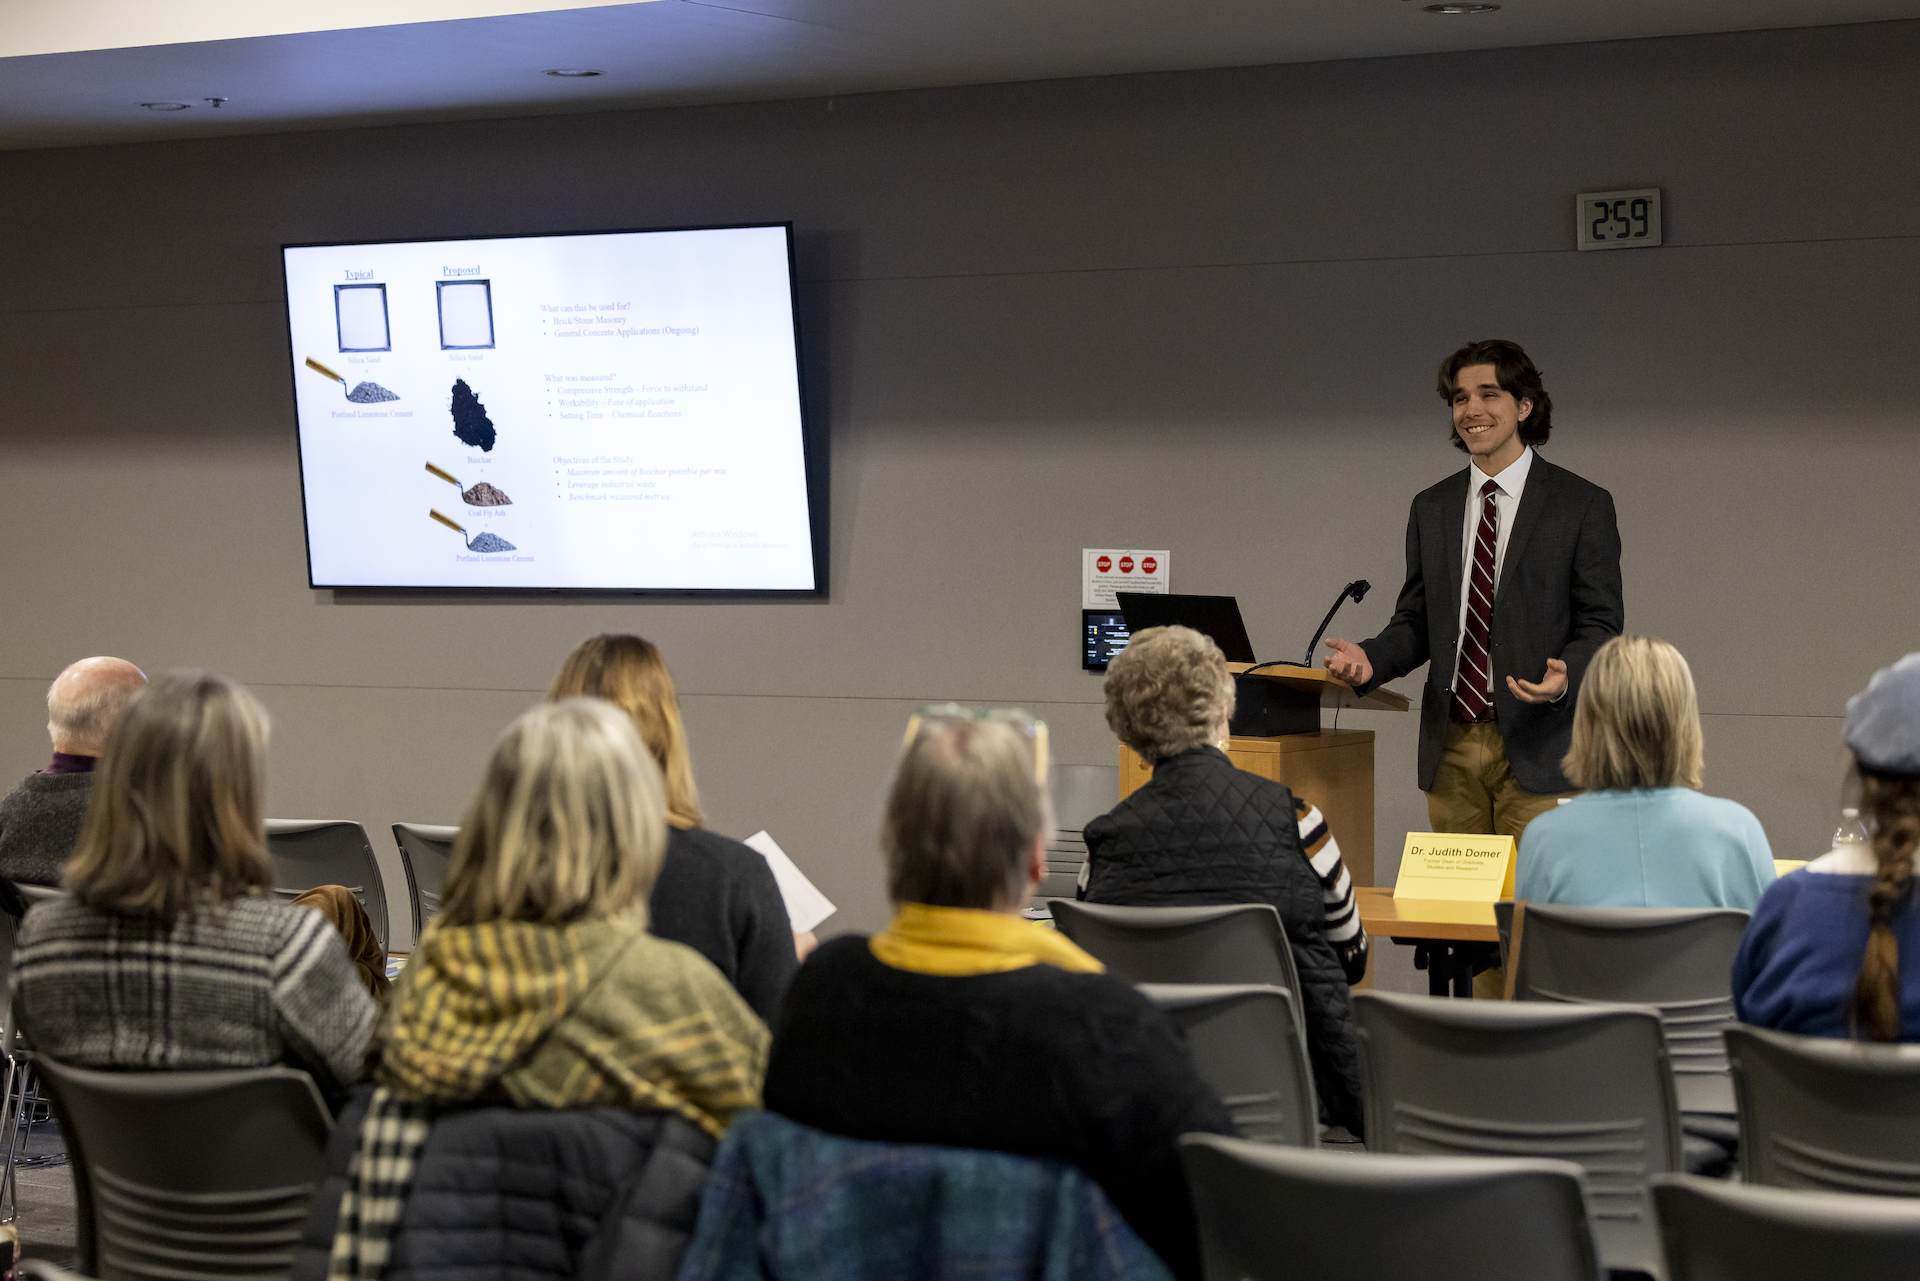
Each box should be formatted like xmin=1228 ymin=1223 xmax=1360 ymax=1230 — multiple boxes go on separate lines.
xmin=430 ymin=508 xmax=515 ymax=553
xmin=306 ymin=357 xmax=399 ymax=404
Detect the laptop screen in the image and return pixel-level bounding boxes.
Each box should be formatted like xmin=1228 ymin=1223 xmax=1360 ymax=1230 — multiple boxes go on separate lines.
xmin=1112 ymin=592 xmax=1258 ymax=664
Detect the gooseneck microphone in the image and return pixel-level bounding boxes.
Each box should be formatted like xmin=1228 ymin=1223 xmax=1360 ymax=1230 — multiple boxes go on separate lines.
xmin=1304 ymin=579 xmax=1371 ymax=666
xmin=1243 ymin=579 xmax=1372 ymax=673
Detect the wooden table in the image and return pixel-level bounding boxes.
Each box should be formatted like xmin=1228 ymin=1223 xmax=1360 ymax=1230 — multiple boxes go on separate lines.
xmin=1356 ymin=887 xmax=1501 ymax=997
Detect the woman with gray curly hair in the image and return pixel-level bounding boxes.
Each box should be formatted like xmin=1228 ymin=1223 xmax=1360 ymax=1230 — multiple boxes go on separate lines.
xmin=1083 ymin=625 xmax=1368 ymax=1137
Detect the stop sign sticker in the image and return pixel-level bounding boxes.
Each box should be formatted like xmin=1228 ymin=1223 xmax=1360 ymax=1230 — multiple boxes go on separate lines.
xmin=1142 ymin=557 xmax=1158 ymax=574
xmin=1096 ymin=556 xmax=1112 ymax=573
xmin=1118 ymin=556 xmax=1135 ymax=573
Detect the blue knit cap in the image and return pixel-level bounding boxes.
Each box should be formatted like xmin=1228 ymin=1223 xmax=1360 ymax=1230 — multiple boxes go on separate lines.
xmin=1845 ymin=653 xmax=1920 ymax=776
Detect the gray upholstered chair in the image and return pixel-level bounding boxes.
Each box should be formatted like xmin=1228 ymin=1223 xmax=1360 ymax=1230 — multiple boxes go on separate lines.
xmin=1180 ymin=1134 xmax=1602 ymax=1281
xmin=1506 ymin=901 xmax=1749 ymax=1114
xmin=1353 ymin=990 xmax=1679 ymax=1279
xmin=1654 ymin=1172 xmax=1920 ymax=1279
xmin=265 ymin=819 xmax=390 ymax=953
xmin=1725 ymin=1023 xmax=1920 ymax=1194
xmin=1141 ymin=984 xmax=1315 ymax=1147
xmin=1049 ymin=901 xmax=1305 ymax=1046
xmin=35 ymin=1056 xmax=332 ymax=1281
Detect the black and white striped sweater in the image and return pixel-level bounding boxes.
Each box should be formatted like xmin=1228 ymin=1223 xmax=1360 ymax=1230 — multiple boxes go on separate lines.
xmin=12 ymin=894 xmax=379 ymax=1104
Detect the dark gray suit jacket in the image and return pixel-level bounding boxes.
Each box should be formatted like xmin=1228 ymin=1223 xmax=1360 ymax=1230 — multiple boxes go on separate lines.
xmin=1357 ymin=455 xmax=1624 ymax=795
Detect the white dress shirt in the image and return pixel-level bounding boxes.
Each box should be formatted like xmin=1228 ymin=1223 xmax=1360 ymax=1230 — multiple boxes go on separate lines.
xmin=1451 ymin=446 xmax=1535 ymax=697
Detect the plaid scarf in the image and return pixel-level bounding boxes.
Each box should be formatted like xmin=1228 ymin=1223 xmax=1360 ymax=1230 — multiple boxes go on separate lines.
xmin=328 ymin=914 xmax=768 ymax=1281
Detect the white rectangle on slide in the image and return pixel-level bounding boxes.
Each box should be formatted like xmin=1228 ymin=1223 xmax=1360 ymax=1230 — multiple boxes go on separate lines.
xmin=335 ymin=284 xmax=389 ymax=350
xmin=438 ymin=280 xmax=494 ymax=348
xmin=743 ymin=830 xmax=837 ymax=932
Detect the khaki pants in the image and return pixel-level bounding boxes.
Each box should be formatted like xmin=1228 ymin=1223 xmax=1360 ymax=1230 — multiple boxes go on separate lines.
xmin=1424 ymin=721 xmax=1575 ymax=999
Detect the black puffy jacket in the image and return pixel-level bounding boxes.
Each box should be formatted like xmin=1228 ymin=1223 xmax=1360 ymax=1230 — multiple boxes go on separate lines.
xmin=291 ymin=1088 xmax=716 ymax=1281
xmin=1082 ymin=746 xmax=1365 ymax=1135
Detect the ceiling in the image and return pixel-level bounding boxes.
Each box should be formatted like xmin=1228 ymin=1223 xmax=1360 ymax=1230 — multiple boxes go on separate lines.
xmin=4 ymin=0 xmax=1920 ymax=150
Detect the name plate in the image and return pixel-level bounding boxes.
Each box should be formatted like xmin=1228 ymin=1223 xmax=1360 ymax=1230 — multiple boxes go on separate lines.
xmin=1395 ymin=832 xmax=1516 ymax=902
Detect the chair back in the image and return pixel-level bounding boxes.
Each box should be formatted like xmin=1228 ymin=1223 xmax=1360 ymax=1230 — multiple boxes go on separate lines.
xmin=34 ymin=1055 xmax=332 ymax=1281
xmin=1049 ymin=901 xmax=1305 ymax=1045
xmin=1654 ymin=1172 xmax=1920 ymax=1279
xmin=264 ymin=819 xmax=389 ymax=953
xmin=1353 ymin=990 xmax=1679 ymax=1278
xmin=1033 ymin=766 xmax=1116 ymax=905
xmin=1141 ymin=984 xmax=1315 ymax=1148
xmin=1179 ymin=1134 xmax=1601 ymax=1281
xmin=391 ymin=823 xmax=458 ymax=942
xmin=1724 ymin=1023 xmax=1920 ymax=1194
xmin=1509 ymin=903 xmax=1750 ymax=1114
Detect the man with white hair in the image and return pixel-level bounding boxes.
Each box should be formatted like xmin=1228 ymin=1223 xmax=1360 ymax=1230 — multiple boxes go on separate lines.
xmin=0 ymin=657 xmax=147 ymax=886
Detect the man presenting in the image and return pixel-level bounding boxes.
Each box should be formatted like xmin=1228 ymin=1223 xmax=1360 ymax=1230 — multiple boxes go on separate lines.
xmin=0 ymin=656 xmax=147 ymax=887
xmin=1325 ymin=339 xmax=1622 ymax=893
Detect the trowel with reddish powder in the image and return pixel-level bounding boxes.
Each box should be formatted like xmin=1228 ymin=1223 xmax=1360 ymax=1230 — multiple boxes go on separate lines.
xmin=426 ymin=461 xmax=512 ymax=507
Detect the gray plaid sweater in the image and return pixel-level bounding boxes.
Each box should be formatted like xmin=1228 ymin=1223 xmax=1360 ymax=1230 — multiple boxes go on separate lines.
xmin=12 ymin=895 xmax=379 ymax=1103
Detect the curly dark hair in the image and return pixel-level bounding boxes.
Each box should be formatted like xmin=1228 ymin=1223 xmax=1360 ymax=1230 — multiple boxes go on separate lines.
xmin=1437 ymin=339 xmax=1552 ymax=453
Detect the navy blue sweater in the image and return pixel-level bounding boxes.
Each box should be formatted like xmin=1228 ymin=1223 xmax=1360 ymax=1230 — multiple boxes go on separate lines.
xmin=1733 ymin=867 xmax=1920 ymax=1040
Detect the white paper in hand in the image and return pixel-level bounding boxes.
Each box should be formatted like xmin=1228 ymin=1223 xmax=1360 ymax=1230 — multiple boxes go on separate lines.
xmin=744 ymin=831 xmax=837 ymax=933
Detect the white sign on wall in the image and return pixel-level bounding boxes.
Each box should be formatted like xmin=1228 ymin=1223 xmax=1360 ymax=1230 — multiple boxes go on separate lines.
xmin=1082 ymin=548 xmax=1170 ymax=610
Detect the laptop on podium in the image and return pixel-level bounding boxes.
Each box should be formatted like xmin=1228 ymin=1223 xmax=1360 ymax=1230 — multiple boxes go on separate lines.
xmin=1112 ymin=592 xmax=1316 ymax=736
xmin=1113 ymin=593 xmax=1259 ymax=663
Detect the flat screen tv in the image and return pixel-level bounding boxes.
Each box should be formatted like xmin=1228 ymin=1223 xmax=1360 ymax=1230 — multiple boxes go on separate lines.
xmin=282 ymin=223 xmax=819 ymax=592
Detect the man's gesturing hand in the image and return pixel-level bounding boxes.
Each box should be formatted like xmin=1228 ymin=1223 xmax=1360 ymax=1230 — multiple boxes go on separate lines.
xmin=1322 ymin=638 xmax=1373 ymax=687
xmin=1508 ymin=657 xmax=1568 ymax=704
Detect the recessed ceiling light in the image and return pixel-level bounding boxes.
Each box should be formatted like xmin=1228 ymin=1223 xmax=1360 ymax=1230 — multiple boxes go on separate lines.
xmin=543 ymin=69 xmax=603 ymax=77
xmin=139 ymin=102 xmax=191 ymax=111
xmin=1424 ymin=3 xmax=1500 ymax=10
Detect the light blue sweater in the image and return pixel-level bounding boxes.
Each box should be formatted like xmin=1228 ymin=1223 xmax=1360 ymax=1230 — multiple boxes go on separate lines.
xmin=1515 ymin=787 xmax=1775 ymax=910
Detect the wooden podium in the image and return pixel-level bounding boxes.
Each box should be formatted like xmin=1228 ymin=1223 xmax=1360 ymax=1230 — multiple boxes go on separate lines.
xmin=1118 ymin=664 xmax=1410 ymax=887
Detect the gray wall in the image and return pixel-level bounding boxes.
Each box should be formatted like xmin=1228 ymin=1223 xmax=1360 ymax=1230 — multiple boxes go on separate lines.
xmin=2 ymin=21 xmax=1915 ymax=961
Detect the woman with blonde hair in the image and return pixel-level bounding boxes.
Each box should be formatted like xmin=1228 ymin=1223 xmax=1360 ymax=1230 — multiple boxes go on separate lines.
xmin=11 ymin=671 xmax=377 ymax=1104
xmin=1516 ymin=635 xmax=1774 ymax=907
xmin=549 ymin=634 xmax=798 ymax=1021
xmin=1735 ymin=655 xmax=1920 ymax=1040
xmin=325 ymin=698 xmax=768 ymax=1280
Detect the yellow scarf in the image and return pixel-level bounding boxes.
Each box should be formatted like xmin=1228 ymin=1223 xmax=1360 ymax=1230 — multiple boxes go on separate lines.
xmin=870 ymin=902 xmax=1105 ymax=976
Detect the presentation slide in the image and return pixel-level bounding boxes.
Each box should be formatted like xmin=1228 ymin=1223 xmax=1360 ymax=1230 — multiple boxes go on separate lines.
xmin=283 ymin=224 xmax=817 ymax=590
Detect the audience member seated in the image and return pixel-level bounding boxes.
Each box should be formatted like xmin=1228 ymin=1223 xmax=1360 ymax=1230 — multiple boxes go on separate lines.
xmin=324 ymin=698 xmax=767 ymax=1280
xmin=1079 ymin=624 xmax=1367 ymax=1137
xmin=1735 ymin=654 xmax=1920 ymax=1040
xmin=762 ymin=710 xmax=1233 ymax=1281
xmin=291 ymin=884 xmax=390 ymax=1000
xmin=12 ymin=671 xmax=377 ymax=1107
xmin=550 ymin=633 xmax=801 ymax=1021
xmin=0 ymin=655 xmax=145 ymax=886
xmin=1517 ymin=635 xmax=1775 ymax=908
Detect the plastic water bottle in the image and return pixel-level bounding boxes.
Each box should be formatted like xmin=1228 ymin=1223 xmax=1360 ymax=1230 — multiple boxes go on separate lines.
xmin=1834 ymin=807 xmax=1870 ymax=850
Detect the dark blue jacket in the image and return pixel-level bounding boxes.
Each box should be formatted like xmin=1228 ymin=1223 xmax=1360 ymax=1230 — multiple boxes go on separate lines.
xmin=291 ymin=1088 xmax=715 ymax=1281
xmin=1734 ymin=867 xmax=1920 ymax=1040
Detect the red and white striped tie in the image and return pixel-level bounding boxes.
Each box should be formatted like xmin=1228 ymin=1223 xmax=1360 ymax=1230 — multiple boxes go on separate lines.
xmin=1454 ymin=478 xmax=1499 ymax=723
